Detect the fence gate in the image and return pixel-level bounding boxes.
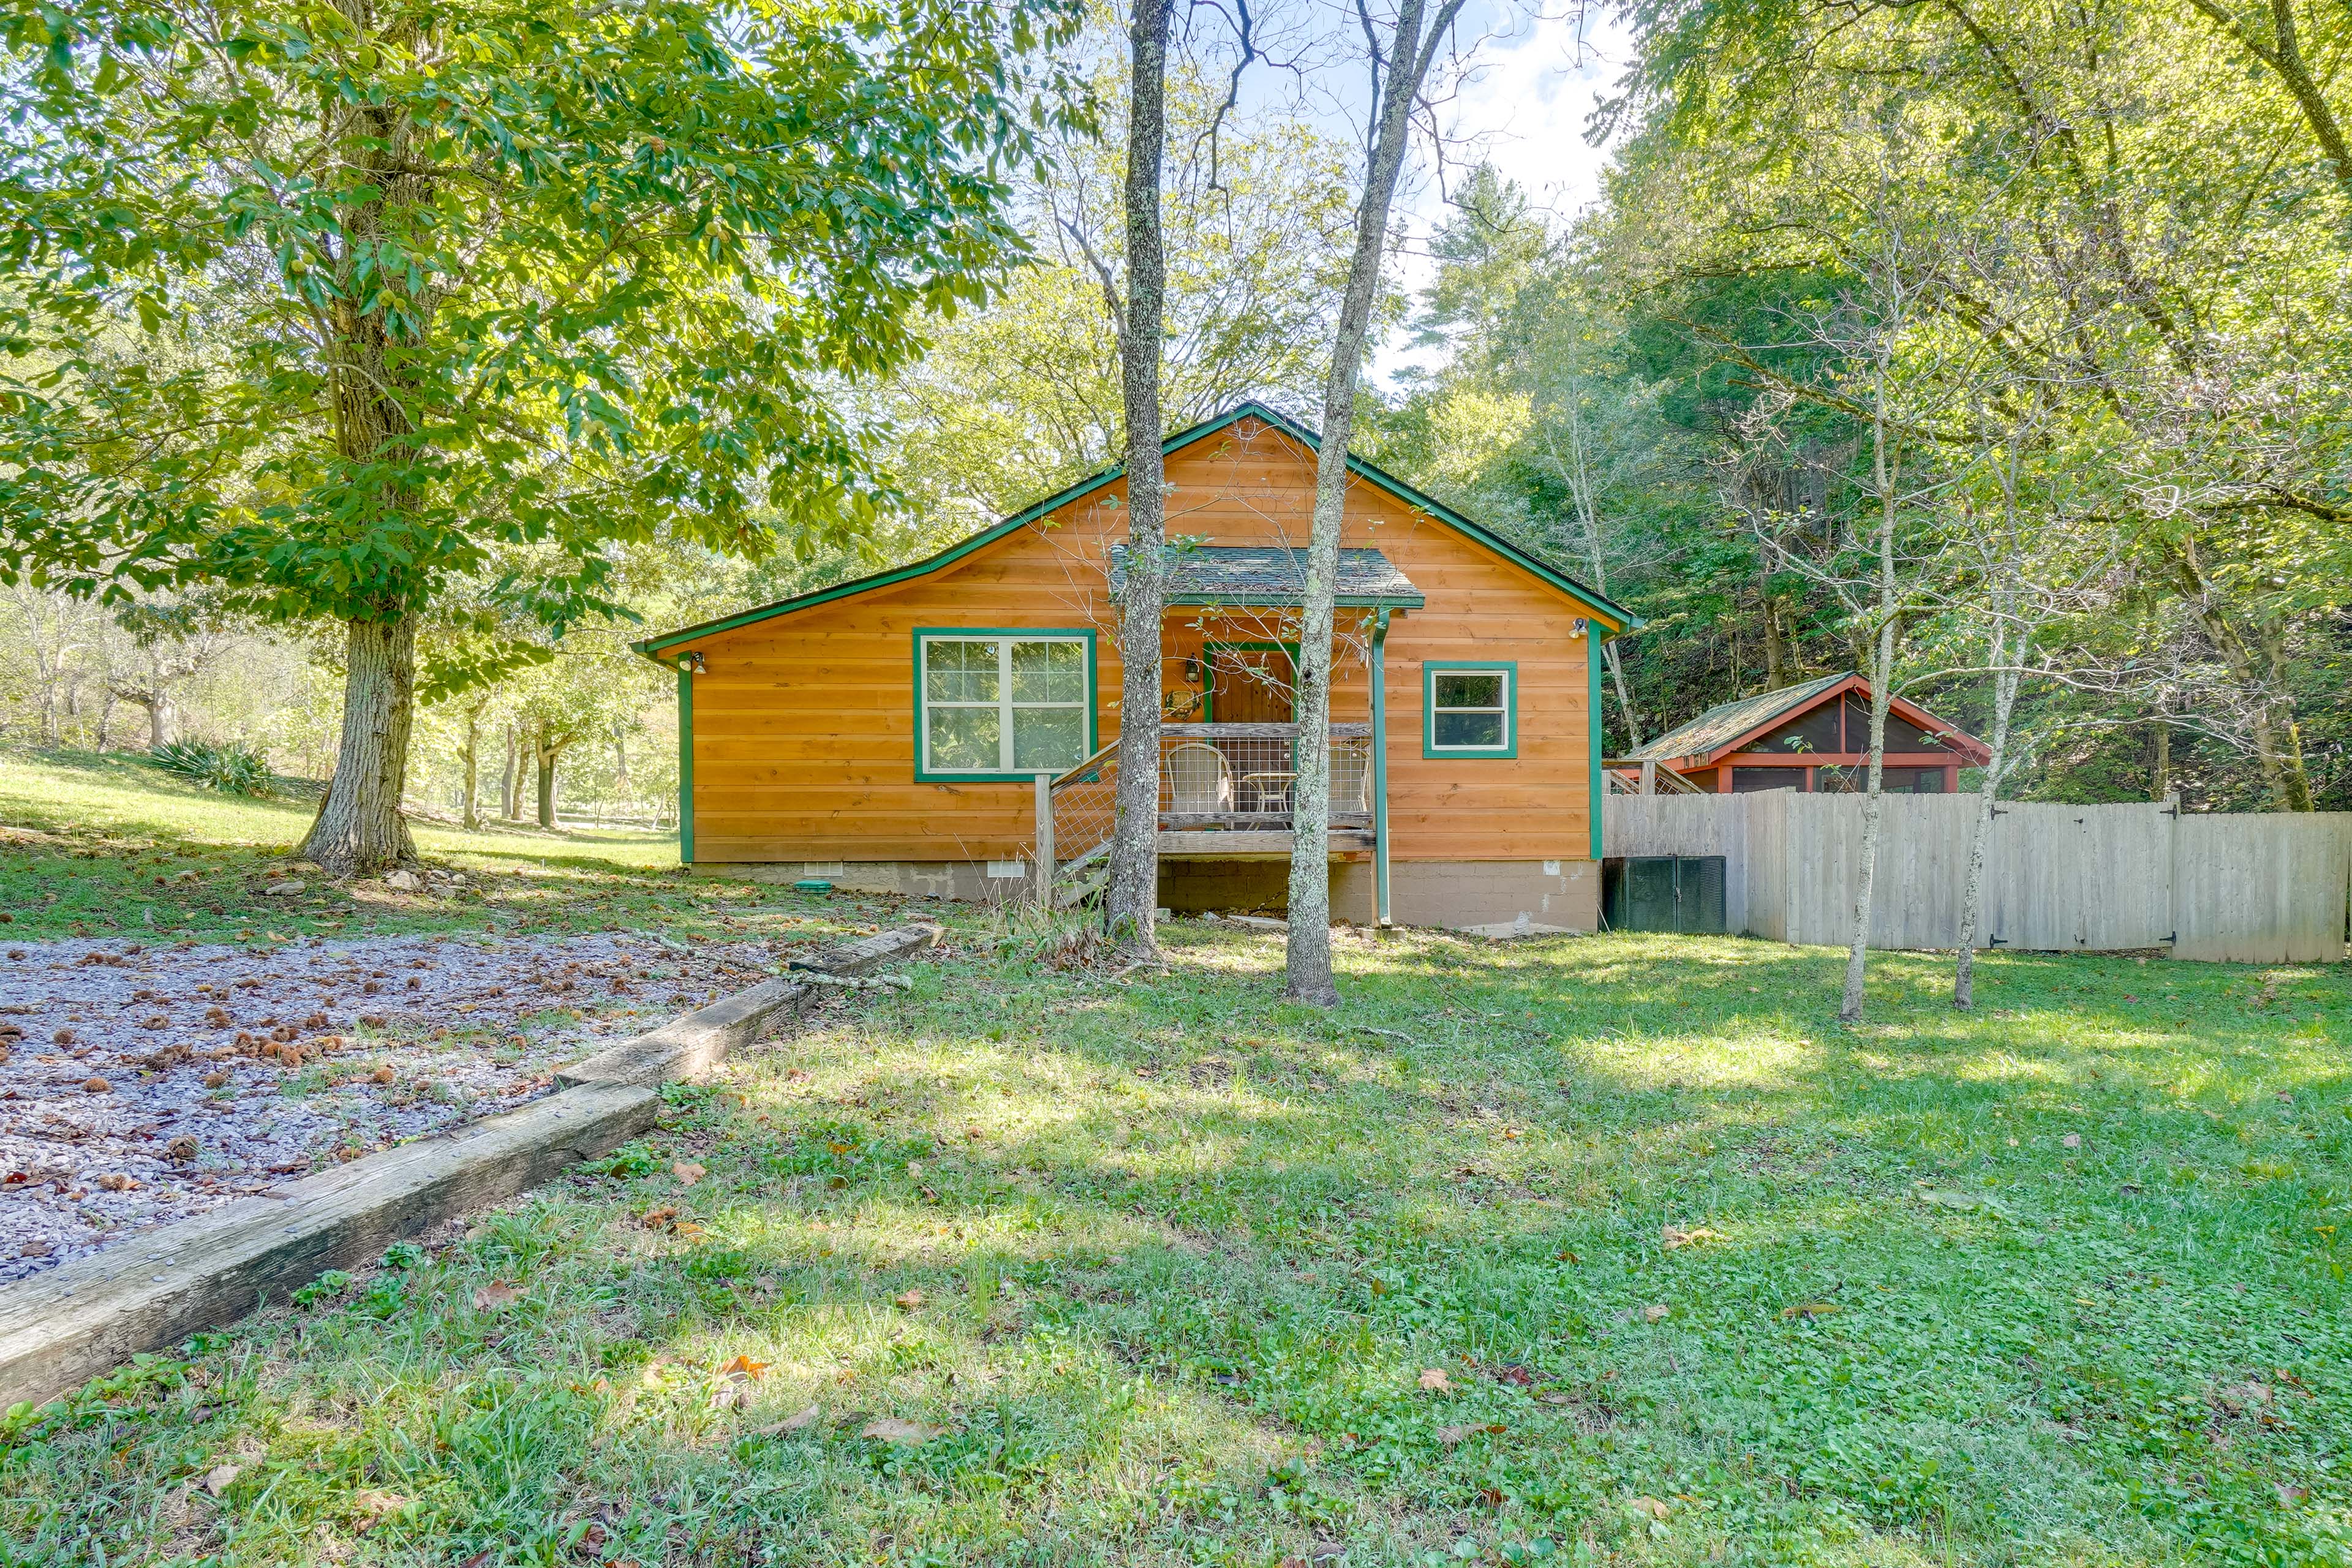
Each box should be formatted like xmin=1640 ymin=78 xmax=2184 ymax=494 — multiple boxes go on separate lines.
xmin=1981 ymin=800 xmax=2175 ymax=952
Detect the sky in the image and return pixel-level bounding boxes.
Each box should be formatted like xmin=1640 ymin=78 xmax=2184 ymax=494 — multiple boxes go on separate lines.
xmin=1292 ymin=2 xmax=1634 ymax=383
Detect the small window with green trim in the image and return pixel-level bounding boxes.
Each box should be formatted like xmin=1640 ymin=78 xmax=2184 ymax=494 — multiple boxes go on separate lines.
xmin=1423 ymin=662 xmax=1517 ymax=758
xmin=916 ymin=631 xmax=1094 ymax=778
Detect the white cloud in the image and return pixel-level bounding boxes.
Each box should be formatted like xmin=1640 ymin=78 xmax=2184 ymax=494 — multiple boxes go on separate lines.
xmin=1375 ymin=4 xmax=1628 ymax=383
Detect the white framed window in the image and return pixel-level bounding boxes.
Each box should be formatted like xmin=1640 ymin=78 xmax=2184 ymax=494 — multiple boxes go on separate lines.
xmin=915 ymin=630 xmax=1095 ymax=779
xmin=1423 ymin=661 xmax=1517 ymax=758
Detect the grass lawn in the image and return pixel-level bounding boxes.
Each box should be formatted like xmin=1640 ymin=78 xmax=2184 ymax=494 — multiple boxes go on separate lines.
xmin=3 ymin=753 xmax=2350 ymax=1566
xmin=0 ymin=747 xmax=853 ymax=946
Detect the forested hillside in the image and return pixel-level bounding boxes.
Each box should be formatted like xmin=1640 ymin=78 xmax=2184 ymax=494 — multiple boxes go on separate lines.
xmin=4 ymin=2 xmax=2343 ymax=813
xmin=1366 ymin=2 xmax=2351 ymax=810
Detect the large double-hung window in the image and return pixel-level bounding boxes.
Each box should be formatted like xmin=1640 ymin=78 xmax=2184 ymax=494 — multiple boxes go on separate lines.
xmin=916 ymin=630 xmax=1095 ymax=779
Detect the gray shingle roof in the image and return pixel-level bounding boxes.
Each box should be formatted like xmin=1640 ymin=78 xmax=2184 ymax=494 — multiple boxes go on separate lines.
xmin=1108 ymin=545 xmax=1425 ymax=608
xmin=1623 ymin=672 xmax=1855 ymax=763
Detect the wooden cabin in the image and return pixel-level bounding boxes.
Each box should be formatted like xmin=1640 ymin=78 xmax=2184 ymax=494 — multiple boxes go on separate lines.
xmin=1615 ymin=672 xmax=1989 ymax=794
xmin=634 ymin=403 xmax=1635 ymax=932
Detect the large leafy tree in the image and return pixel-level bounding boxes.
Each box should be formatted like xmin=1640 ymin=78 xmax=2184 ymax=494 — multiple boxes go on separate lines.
xmin=0 ymin=0 xmax=1078 ymax=872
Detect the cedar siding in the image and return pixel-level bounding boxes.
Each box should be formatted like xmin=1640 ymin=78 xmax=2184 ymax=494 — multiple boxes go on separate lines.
xmin=658 ymin=412 xmax=1622 ymax=873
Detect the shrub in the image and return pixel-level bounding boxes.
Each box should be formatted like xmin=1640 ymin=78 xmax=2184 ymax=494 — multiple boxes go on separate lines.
xmin=149 ymin=739 xmax=275 ymax=797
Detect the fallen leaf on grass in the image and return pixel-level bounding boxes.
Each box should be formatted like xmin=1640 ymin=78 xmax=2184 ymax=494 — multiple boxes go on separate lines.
xmin=709 ymin=1354 xmax=769 ymax=1411
xmin=351 ymin=1489 xmax=412 ymax=1529
xmin=893 ymin=1289 xmax=926 ymax=1310
xmin=1629 ymin=1496 xmax=1672 ymax=1520
xmin=1436 ymin=1422 xmax=1509 ymax=1444
xmin=639 ymin=1207 xmax=677 ymax=1230
xmin=859 ymin=1417 xmax=939 ymax=1444
xmin=672 ymin=1161 xmax=706 ymax=1186
xmin=201 ymin=1464 xmax=240 ymax=1496
xmin=1417 ymin=1368 xmax=1454 ymax=1392
xmin=472 ymin=1280 xmax=521 ymax=1311
xmin=2062 ymin=1133 xmax=2082 ymax=1149
xmin=1660 ymin=1224 xmax=1727 ymax=1251
xmin=759 ymin=1404 xmax=823 ymax=1437
xmin=1779 ymin=1302 xmax=1841 ymax=1321
xmin=1641 ymin=1304 xmax=1670 ymax=1322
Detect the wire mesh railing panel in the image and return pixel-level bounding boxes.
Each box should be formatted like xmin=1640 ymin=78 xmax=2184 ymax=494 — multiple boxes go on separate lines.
xmin=1043 ymin=723 xmax=1374 ymax=902
xmin=1047 ymin=744 xmax=1118 ymax=877
xmin=1159 ymin=725 xmax=1373 ymax=829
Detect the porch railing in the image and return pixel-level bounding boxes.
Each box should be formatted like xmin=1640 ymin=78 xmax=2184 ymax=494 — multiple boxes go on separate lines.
xmin=1158 ymin=722 xmax=1373 ymax=828
xmin=1028 ymin=722 xmax=1374 ymax=906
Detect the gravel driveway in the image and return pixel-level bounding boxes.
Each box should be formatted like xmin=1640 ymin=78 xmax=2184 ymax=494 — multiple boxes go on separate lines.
xmin=0 ymin=930 xmax=788 ymax=1283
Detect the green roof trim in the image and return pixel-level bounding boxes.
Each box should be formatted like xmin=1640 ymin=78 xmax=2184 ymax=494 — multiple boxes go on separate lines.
xmin=633 ymin=401 xmax=1638 ymax=658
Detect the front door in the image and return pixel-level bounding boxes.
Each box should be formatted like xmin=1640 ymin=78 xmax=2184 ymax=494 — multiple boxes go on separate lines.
xmin=1207 ymin=644 xmax=1295 ymax=724
xmin=1207 ymin=644 xmax=1297 ymax=817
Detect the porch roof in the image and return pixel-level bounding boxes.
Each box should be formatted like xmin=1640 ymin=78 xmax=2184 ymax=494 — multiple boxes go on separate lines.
xmin=1108 ymin=545 xmax=1426 ymax=609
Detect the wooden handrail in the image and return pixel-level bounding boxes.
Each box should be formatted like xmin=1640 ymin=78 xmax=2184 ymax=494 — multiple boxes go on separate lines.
xmin=1161 ymin=722 xmax=1373 ymax=739
xmin=1050 ymin=739 xmax=1121 ymax=791
xmin=1055 ymin=724 xmax=1372 ymax=791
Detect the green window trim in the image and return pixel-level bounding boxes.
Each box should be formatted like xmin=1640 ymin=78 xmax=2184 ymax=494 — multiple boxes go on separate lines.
xmin=1422 ymin=660 xmax=1518 ymax=759
xmin=912 ymin=627 xmax=1099 ymax=783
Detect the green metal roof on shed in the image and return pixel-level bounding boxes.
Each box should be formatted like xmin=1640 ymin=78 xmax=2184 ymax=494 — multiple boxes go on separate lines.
xmin=633 ymin=401 xmax=1634 ymax=658
xmin=1622 ymin=673 xmax=1855 ymax=764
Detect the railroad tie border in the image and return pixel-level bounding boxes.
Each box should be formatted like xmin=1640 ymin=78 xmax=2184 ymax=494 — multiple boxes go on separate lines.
xmin=0 ymin=922 xmax=942 ymax=1411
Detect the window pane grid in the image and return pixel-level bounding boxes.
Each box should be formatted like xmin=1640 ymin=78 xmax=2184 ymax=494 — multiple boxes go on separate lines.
xmin=922 ymin=635 xmax=1088 ymax=775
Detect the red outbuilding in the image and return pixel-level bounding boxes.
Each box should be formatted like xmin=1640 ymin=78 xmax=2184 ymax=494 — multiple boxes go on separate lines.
xmin=1615 ymin=671 xmax=1989 ymax=794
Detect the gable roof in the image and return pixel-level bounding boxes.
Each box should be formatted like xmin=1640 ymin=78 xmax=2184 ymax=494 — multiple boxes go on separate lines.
xmin=633 ymin=401 xmax=1636 ymax=658
xmin=1625 ymin=671 xmax=1990 ymax=767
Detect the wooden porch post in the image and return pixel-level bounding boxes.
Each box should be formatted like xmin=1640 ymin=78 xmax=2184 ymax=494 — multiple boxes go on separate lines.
xmin=1033 ymin=773 xmax=1054 ymax=908
xmin=1371 ymin=608 xmax=1393 ymax=925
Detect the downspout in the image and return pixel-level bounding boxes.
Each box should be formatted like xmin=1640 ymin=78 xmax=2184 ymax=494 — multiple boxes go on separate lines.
xmin=1588 ymin=622 xmax=1604 ymax=864
xmin=676 ymin=662 xmax=696 ymax=865
xmin=1371 ymin=608 xmax=1393 ymax=926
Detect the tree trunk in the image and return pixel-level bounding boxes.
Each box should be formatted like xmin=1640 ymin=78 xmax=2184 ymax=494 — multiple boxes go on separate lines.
xmin=299 ymin=614 xmax=421 ymax=875
xmin=1102 ymin=0 xmax=1173 ymax=956
xmin=1839 ymin=363 xmax=1899 ymax=1027
xmin=535 ymin=728 xmax=565 ymax=829
xmin=1287 ymin=0 xmax=1463 ymax=1005
xmin=300 ymin=1 xmax=433 ymax=875
xmin=148 ymin=689 xmax=173 ymax=750
xmin=1954 ymin=631 xmax=2022 ymax=1011
xmin=459 ymin=702 xmax=483 ymax=831
xmin=500 ymin=723 xmax=519 ymax=820
xmin=2149 ymin=717 xmax=2169 ymax=802
xmin=94 ymin=689 xmax=113 ymax=752
xmin=1761 ymin=581 xmax=1786 ymax=690
xmin=611 ymin=720 xmax=630 ymax=795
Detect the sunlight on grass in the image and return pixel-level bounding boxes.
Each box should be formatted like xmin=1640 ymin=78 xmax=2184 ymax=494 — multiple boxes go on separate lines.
xmin=2 ymin=816 xmax=2346 ymax=1562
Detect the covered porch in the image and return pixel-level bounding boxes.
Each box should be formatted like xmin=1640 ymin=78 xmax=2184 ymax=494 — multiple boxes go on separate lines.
xmin=1039 ymin=545 xmax=1420 ymax=907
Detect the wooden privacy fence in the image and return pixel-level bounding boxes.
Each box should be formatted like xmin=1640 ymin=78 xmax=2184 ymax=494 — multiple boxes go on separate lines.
xmin=1604 ymin=792 xmax=2352 ymax=962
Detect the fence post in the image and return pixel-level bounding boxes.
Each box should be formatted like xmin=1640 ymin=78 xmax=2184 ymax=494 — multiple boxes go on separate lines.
xmin=1781 ymin=787 xmax=1801 ymax=946
xmin=1033 ymin=773 xmax=1055 ymax=908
